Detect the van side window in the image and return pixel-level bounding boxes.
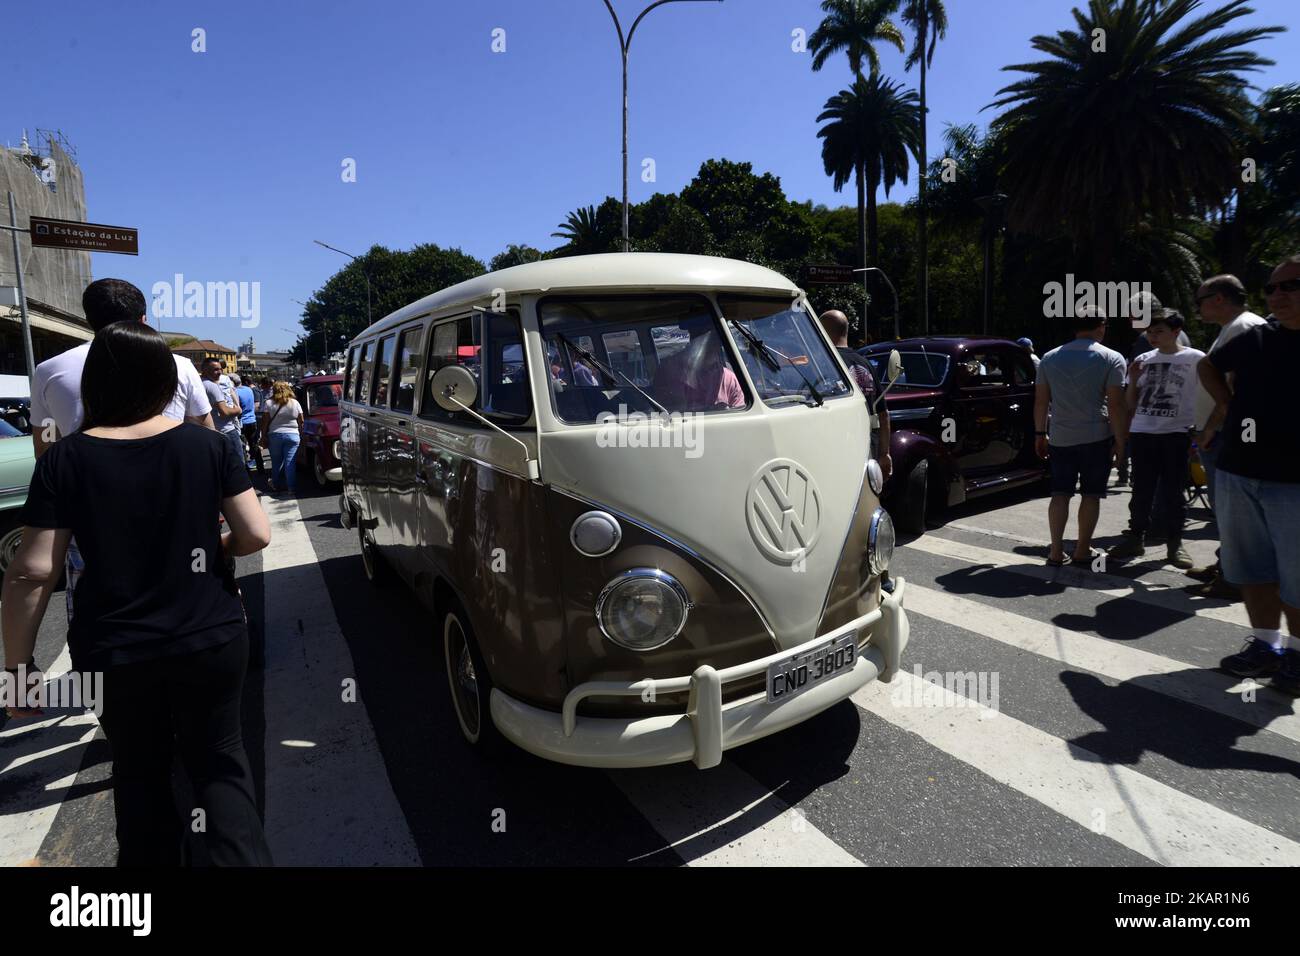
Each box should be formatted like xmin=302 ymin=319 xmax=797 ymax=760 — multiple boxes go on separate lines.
xmin=373 ymin=335 xmax=395 ymax=406
xmin=354 ymin=341 xmax=374 ymax=402
xmin=392 ymin=326 xmax=424 ymax=414
xmin=343 ymin=346 xmax=358 ymax=399
xmin=421 ymin=311 xmax=530 ymax=423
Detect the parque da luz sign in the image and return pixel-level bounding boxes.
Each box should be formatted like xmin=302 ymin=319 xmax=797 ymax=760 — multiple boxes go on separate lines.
xmin=29 ymin=216 xmax=138 ymax=255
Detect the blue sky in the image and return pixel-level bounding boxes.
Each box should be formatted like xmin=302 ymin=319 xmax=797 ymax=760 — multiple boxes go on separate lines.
xmin=9 ymin=0 xmax=1296 ymax=350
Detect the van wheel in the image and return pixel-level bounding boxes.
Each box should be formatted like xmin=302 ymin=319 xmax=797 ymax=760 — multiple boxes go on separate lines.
xmin=898 ymin=459 xmax=930 ymax=535
xmin=0 ymin=524 xmax=22 ymax=576
xmin=358 ymin=522 xmax=387 ymax=585
xmin=443 ymin=605 xmax=501 ymax=751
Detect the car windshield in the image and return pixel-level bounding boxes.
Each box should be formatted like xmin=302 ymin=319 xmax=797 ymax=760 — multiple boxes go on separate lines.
xmin=307 ymin=382 xmax=342 ymax=412
xmin=716 ymin=295 xmax=850 ymax=406
xmin=539 ymin=295 xmax=749 ymax=423
xmin=866 ymin=351 xmax=950 ymax=388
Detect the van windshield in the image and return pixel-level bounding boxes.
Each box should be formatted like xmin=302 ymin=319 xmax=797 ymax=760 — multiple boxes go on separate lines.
xmin=539 ymin=295 xmax=749 ymax=424
xmin=716 ymin=295 xmax=851 ymax=406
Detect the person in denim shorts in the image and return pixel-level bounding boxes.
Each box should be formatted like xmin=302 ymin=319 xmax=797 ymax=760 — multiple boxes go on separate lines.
xmin=1034 ymin=307 xmax=1129 ymax=566
xmin=1199 ymin=254 xmax=1300 ymax=694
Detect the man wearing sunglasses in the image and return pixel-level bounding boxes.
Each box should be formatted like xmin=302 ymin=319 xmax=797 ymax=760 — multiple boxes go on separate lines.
xmin=1198 ymin=255 xmax=1300 ymax=694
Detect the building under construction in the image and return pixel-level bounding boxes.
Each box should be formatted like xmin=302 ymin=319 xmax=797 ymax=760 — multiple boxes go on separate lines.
xmin=0 ymin=130 xmax=94 ymax=375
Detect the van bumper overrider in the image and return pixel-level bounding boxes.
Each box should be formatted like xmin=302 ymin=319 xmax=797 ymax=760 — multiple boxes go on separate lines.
xmin=490 ymin=578 xmax=908 ymax=769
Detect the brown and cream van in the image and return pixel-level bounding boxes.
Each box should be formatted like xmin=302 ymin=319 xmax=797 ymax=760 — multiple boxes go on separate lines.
xmin=338 ymin=253 xmax=909 ymax=769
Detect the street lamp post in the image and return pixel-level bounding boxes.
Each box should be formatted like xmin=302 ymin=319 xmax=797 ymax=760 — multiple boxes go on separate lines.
xmin=855 ymin=266 xmax=900 ymax=342
xmin=601 ymin=0 xmax=722 ymax=253
xmin=313 ymin=239 xmax=371 ymax=326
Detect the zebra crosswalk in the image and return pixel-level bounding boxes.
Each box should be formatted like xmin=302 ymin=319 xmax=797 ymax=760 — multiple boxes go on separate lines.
xmin=2 ymin=499 xmax=1296 ymax=868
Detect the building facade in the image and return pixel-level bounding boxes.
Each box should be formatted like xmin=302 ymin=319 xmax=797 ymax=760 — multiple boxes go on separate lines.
xmin=0 ymin=131 xmax=94 ymax=371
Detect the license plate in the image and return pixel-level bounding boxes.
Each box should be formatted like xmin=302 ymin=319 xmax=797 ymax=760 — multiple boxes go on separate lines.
xmin=766 ymin=634 xmax=857 ymax=704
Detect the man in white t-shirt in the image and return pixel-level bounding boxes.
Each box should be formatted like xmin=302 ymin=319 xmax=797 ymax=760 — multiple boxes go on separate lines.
xmin=1108 ymin=311 xmax=1204 ymax=568
xmin=31 ymin=279 xmax=214 ymax=459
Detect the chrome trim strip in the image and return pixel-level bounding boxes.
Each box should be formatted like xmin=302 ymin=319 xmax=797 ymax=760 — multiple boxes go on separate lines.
xmin=0 ymin=484 xmax=27 ymax=498
xmin=549 ymin=486 xmax=779 ymax=644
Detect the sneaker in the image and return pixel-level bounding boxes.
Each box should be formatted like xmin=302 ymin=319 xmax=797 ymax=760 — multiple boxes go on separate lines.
xmin=1272 ymin=650 xmax=1300 ymax=696
xmin=1107 ymin=531 xmax=1145 ymax=560
xmin=1166 ymin=542 xmax=1193 ymax=569
xmin=1219 ymin=638 xmax=1285 ymax=678
xmin=1185 ymin=563 xmax=1219 ymax=582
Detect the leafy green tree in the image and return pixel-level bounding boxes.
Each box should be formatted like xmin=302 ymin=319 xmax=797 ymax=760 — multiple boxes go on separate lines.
xmin=989 ymin=0 xmax=1282 ymax=278
xmin=817 ymin=74 xmax=920 ymax=332
xmin=809 ymin=0 xmax=905 ymax=77
xmin=299 ymin=243 xmax=485 ymax=356
xmin=489 ymin=244 xmax=544 ymax=271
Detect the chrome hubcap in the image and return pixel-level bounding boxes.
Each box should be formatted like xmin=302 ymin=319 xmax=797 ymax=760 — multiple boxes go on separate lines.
xmin=449 ymin=623 xmax=480 ymax=737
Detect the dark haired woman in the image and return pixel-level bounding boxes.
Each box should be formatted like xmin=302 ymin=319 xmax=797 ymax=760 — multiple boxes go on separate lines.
xmin=1 ymin=322 xmax=274 ymax=866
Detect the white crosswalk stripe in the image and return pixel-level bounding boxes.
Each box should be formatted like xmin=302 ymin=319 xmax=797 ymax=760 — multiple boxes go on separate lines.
xmin=904 ymin=583 xmax=1300 ymax=745
xmin=903 ymin=533 xmax=1252 ymax=628
xmin=852 ymin=669 xmax=1300 ymax=866
xmin=610 ymin=760 xmax=864 ymax=866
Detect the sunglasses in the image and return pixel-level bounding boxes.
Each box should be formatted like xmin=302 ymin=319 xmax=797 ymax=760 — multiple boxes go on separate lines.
xmin=1194 ymin=292 xmax=1218 ymax=304
xmin=1263 ymin=279 xmax=1300 ymax=295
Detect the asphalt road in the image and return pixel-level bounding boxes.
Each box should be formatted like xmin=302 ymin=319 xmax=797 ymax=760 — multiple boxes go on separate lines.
xmin=3 ymin=465 xmax=1297 ymax=867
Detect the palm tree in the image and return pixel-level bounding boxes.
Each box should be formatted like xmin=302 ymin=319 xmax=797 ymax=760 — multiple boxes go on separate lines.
xmin=809 ymin=0 xmax=905 ymax=77
xmin=901 ymin=0 xmax=948 ymax=333
xmin=551 ymin=206 xmax=607 ymax=256
xmin=988 ymin=0 xmax=1282 ymax=279
xmin=817 ymin=74 xmax=920 ymax=334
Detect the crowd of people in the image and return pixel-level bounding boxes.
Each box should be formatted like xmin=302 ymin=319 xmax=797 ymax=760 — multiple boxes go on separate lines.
xmin=1034 ymin=254 xmax=1300 ymax=695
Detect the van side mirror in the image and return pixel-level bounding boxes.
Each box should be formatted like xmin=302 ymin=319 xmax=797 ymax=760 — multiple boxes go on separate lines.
xmin=887 ymin=349 xmax=902 ymax=384
xmin=430 ymin=365 xmax=479 ymax=413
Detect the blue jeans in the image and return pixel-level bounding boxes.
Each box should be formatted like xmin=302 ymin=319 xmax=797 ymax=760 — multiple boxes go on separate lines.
xmin=269 ymin=431 xmax=300 ymax=492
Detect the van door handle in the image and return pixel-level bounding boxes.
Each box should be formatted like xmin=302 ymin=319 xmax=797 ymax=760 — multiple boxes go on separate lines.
xmin=396 ymin=420 xmax=409 ymax=428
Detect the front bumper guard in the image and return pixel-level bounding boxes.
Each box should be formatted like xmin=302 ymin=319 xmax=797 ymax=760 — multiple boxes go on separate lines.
xmin=490 ymin=577 xmax=908 ymax=769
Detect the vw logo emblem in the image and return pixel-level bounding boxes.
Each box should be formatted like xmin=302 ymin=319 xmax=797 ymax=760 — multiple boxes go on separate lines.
xmin=745 ymin=458 xmax=822 ymax=563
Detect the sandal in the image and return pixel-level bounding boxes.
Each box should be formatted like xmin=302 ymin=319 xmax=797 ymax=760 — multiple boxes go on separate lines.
xmin=1046 ymin=556 xmax=1067 ymax=568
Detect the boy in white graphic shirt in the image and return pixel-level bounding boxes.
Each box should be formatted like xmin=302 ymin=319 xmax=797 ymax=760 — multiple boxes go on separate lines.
xmin=1108 ymin=311 xmax=1205 ymax=568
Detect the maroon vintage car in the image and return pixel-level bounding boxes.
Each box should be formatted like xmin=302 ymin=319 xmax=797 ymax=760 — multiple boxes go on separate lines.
xmin=295 ymin=374 xmax=345 ymax=486
xmin=860 ymin=336 xmax=1046 ymax=533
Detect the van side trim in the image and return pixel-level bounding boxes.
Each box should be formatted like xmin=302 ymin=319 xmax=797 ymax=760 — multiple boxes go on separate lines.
xmin=549 ymin=486 xmax=778 ymax=645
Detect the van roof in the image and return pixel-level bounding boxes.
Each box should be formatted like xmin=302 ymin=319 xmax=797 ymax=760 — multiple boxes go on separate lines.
xmin=352 ymin=253 xmax=800 ymax=341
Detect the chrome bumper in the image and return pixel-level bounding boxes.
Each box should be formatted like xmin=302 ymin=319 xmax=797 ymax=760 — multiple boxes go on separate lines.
xmin=491 ymin=577 xmax=908 ymax=769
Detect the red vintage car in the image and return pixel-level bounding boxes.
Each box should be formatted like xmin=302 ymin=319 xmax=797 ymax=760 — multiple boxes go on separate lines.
xmin=295 ymin=374 xmax=345 ymax=486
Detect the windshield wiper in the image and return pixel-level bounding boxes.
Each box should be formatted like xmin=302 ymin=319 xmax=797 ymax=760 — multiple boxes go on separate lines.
xmin=726 ymin=318 xmax=825 ymax=407
xmin=554 ymin=332 xmax=670 ymax=416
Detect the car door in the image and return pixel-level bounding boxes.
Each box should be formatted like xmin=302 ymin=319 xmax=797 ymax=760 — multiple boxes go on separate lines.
xmin=1001 ymin=347 xmax=1038 ymax=467
xmin=347 ymin=340 xmax=375 ymax=513
xmin=951 ymin=349 xmax=1018 ymax=476
xmin=416 ymin=318 xmax=468 ymax=577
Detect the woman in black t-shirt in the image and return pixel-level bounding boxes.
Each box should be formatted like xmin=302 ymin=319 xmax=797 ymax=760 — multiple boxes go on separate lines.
xmin=0 ymin=322 xmax=274 ymax=866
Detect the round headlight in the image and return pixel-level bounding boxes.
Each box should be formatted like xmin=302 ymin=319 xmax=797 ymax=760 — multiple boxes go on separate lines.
xmin=596 ymin=569 xmax=689 ymax=651
xmin=866 ymin=459 xmax=884 ymax=494
xmin=867 ymin=507 xmax=895 ymax=576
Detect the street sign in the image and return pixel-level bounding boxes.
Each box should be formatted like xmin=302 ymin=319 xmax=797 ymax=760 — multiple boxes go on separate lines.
xmin=802 ymin=264 xmax=857 ymax=285
xmin=28 ymin=216 xmax=138 ymax=255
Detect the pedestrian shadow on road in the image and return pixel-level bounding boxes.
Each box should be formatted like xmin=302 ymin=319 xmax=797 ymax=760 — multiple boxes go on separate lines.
xmin=1059 ymin=670 xmax=1300 ymax=781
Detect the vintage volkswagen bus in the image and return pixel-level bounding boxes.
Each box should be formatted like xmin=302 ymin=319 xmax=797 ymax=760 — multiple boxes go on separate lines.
xmin=338 ymin=253 xmax=908 ymax=769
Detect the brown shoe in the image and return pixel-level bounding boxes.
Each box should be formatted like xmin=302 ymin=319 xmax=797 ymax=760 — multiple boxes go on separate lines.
xmin=1190 ymin=575 xmax=1241 ymax=601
